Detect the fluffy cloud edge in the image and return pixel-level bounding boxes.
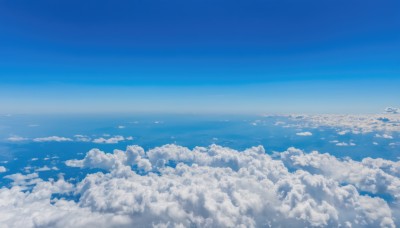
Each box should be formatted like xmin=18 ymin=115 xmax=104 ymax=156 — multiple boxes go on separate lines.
xmin=1 ymin=144 xmax=399 ymax=227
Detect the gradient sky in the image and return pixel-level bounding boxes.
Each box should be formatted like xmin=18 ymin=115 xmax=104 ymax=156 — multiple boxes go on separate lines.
xmin=0 ymin=0 xmax=399 ymax=114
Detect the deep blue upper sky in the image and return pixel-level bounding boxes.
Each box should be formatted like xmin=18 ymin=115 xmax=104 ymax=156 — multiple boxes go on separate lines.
xmin=0 ymin=0 xmax=399 ymax=113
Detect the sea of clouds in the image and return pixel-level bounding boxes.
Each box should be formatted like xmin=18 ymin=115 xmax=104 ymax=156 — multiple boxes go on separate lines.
xmin=1 ymin=144 xmax=399 ymax=227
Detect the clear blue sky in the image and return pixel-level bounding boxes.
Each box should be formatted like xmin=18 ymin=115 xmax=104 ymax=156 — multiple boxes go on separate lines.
xmin=0 ymin=0 xmax=399 ymax=114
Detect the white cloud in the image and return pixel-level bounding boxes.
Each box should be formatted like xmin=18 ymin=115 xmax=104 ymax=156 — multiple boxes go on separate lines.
xmin=289 ymin=114 xmax=400 ymax=133
xmin=7 ymin=136 xmax=28 ymax=142
xmin=0 ymin=166 xmax=6 ymax=173
xmin=117 ymin=125 xmax=126 ymax=129
xmin=1 ymin=145 xmax=398 ymax=227
xmin=337 ymin=130 xmax=348 ymax=135
xmin=35 ymin=166 xmax=59 ymax=172
xmin=67 ymin=145 xmax=398 ymax=227
xmin=389 ymin=142 xmax=400 ymax=147
xmin=375 ymin=134 xmax=394 ymax=139
xmin=66 ymin=145 xmax=151 ymax=172
xmin=74 ymin=135 xmax=91 ymax=142
xmin=296 ymin=131 xmax=312 ymax=136
xmin=92 ymin=135 xmax=125 ymax=144
xmin=33 ymin=136 xmax=73 ymax=142
xmin=280 ymin=147 xmax=400 ymax=201
xmin=385 ymin=107 xmax=399 ymax=114
xmin=335 ymin=142 xmax=356 ymax=147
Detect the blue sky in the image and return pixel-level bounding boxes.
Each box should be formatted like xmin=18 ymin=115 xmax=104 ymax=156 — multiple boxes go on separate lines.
xmin=0 ymin=0 xmax=399 ymax=114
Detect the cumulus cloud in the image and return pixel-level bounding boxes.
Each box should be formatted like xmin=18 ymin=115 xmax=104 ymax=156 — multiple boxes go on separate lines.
xmin=296 ymin=131 xmax=312 ymax=136
xmin=0 ymin=166 xmax=6 ymax=173
xmin=7 ymin=135 xmax=28 ymax=142
xmin=74 ymin=135 xmax=91 ymax=142
xmin=385 ymin=107 xmax=399 ymax=114
xmin=1 ymin=145 xmax=398 ymax=227
xmin=335 ymin=142 xmax=356 ymax=147
xmin=93 ymin=135 xmax=126 ymax=144
xmin=35 ymin=166 xmax=59 ymax=172
xmin=280 ymin=147 xmax=400 ymax=201
xmin=66 ymin=145 xmax=151 ymax=172
xmin=33 ymin=136 xmax=73 ymax=142
xmin=375 ymin=134 xmax=394 ymax=139
xmin=337 ymin=130 xmax=348 ymax=135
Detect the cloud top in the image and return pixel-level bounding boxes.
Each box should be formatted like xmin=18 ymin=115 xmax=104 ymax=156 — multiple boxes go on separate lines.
xmin=296 ymin=131 xmax=313 ymax=136
xmin=33 ymin=136 xmax=73 ymax=142
xmin=0 ymin=144 xmax=398 ymax=227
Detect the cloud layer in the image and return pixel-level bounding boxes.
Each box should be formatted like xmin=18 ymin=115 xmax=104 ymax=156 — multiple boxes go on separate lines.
xmin=1 ymin=144 xmax=399 ymax=227
xmin=288 ymin=114 xmax=400 ymax=133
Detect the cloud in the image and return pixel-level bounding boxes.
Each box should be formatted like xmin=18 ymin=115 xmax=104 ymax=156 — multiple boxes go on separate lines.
xmin=0 ymin=166 xmax=6 ymax=173
xmin=65 ymin=145 xmax=398 ymax=227
xmin=385 ymin=107 xmax=399 ymax=114
xmin=296 ymin=131 xmax=312 ymax=136
xmin=335 ymin=142 xmax=356 ymax=147
xmin=280 ymin=147 xmax=400 ymax=201
xmin=35 ymin=166 xmax=59 ymax=172
xmin=1 ymin=145 xmax=398 ymax=227
xmin=375 ymin=134 xmax=394 ymax=139
xmin=66 ymin=145 xmax=151 ymax=172
xmin=92 ymin=135 xmax=126 ymax=144
xmin=74 ymin=135 xmax=91 ymax=142
xmin=7 ymin=136 xmax=29 ymax=142
xmin=289 ymin=114 xmax=400 ymax=133
xmin=337 ymin=130 xmax=348 ymax=135
xmin=33 ymin=136 xmax=73 ymax=142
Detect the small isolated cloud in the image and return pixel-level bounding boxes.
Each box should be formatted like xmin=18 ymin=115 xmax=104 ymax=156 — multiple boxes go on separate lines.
xmin=93 ymin=135 xmax=125 ymax=144
xmin=28 ymin=124 xmax=40 ymax=127
xmin=337 ymin=130 xmax=348 ymax=135
xmin=375 ymin=134 xmax=393 ymax=139
xmin=7 ymin=136 xmax=28 ymax=142
xmin=0 ymin=166 xmax=6 ymax=173
xmin=336 ymin=142 xmax=356 ymax=147
xmin=385 ymin=107 xmax=399 ymax=114
xmin=33 ymin=136 xmax=73 ymax=142
xmin=74 ymin=135 xmax=91 ymax=142
xmin=296 ymin=131 xmax=313 ymax=136
xmin=35 ymin=166 xmax=59 ymax=172
xmin=117 ymin=125 xmax=126 ymax=129
xmin=274 ymin=121 xmax=286 ymax=126
xmin=389 ymin=142 xmax=400 ymax=147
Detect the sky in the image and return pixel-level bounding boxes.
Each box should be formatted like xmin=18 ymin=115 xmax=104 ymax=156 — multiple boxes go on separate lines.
xmin=0 ymin=0 xmax=399 ymax=114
